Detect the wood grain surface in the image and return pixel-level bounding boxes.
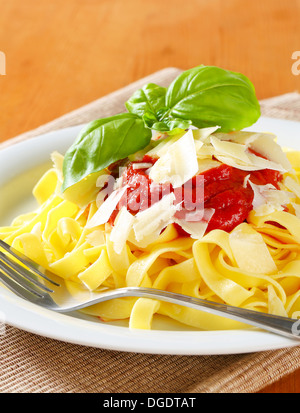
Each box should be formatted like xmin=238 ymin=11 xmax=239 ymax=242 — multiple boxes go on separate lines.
xmin=0 ymin=0 xmax=300 ymax=392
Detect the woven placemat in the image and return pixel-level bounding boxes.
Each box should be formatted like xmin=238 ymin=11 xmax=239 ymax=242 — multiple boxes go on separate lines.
xmin=1 ymin=68 xmax=300 ymax=393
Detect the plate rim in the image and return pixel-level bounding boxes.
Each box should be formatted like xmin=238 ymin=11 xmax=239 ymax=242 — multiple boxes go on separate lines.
xmin=1 ymin=116 xmax=300 ymax=355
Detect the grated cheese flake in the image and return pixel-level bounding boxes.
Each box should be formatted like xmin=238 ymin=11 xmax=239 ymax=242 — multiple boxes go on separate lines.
xmin=148 ymin=130 xmax=198 ymax=188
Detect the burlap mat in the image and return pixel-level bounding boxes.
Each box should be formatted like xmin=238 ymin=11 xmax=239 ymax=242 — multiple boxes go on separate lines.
xmin=1 ymin=68 xmax=300 ymax=393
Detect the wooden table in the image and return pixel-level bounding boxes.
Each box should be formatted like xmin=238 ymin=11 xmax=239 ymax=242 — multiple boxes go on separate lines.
xmin=0 ymin=0 xmax=299 ymax=392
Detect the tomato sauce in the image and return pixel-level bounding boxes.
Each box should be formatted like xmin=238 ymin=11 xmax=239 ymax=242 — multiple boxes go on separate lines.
xmin=110 ymin=155 xmax=282 ymax=235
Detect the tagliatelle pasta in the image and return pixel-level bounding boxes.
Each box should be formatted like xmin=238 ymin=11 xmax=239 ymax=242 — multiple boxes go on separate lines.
xmin=2 ymin=126 xmax=300 ymax=332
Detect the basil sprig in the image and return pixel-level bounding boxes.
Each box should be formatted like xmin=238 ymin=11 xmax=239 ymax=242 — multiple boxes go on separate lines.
xmin=164 ymin=65 xmax=261 ymax=132
xmin=125 ymin=83 xmax=192 ymax=133
xmin=125 ymin=83 xmax=167 ymax=120
xmin=61 ymin=113 xmax=151 ymax=192
xmin=62 ymin=65 xmax=260 ymax=192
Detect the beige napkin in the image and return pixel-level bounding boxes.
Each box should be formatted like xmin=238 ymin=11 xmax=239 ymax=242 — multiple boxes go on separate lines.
xmin=1 ymin=68 xmax=300 ymax=393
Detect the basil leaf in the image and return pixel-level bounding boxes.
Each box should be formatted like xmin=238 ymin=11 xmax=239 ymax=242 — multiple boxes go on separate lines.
xmin=125 ymin=83 xmax=167 ymax=120
xmin=164 ymin=118 xmax=192 ymax=131
xmin=156 ymin=107 xmax=169 ymax=120
xmin=143 ymin=111 xmax=192 ymax=133
xmin=165 ymin=65 xmax=261 ymax=132
xmin=142 ymin=111 xmax=159 ymax=129
xmin=62 ymin=113 xmax=151 ymax=192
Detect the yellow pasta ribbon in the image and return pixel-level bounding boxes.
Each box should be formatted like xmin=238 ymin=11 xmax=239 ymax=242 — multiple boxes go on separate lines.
xmin=78 ymin=249 xmax=113 ymax=290
xmin=2 ymin=162 xmax=300 ymax=331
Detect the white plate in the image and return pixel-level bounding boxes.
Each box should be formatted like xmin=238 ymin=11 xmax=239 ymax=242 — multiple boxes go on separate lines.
xmin=1 ymin=116 xmax=300 ymax=355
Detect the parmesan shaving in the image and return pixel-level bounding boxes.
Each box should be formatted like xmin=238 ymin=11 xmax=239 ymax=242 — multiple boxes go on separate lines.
xmin=229 ymin=223 xmax=277 ymax=274
xmin=148 ymin=130 xmax=198 ymax=188
xmin=146 ymin=131 xmax=185 ymax=158
xmin=210 ymin=136 xmax=251 ymax=164
xmin=174 ymin=209 xmax=215 ymax=239
xmin=110 ymin=207 xmax=135 ymax=254
xmin=214 ymin=131 xmax=271 ymax=146
xmin=196 ymin=144 xmax=215 ymax=159
xmin=132 ymin=163 xmax=153 ymax=170
xmin=246 ymin=152 xmax=287 ymax=173
xmin=249 ymin=181 xmax=292 ymax=216
xmin=174 ymin=219 xmax=208 ymax=239
xmin=214 ymin=153 xmax=286 ymax=173
xmin=284 ymin=176 xmax=300 ymax=199
xmin=197 ymin=159 xmax=222 ymax=174
xmin=249 ymin=133 xmax=292 ymax=172
xmin=210 ymin=132 xmax=289 ymax=173
xmin=292 ymin=202 xmax=300 ymax=218
xmin=86 ymin=186 xmax=128 ymax=228
xmin=192 ymin=126 xmax=220 ymax=143
xmin=133 ymin=193 xmax=177 ymax=245
xmin=214 ymin=155 xmax=261 ymax=171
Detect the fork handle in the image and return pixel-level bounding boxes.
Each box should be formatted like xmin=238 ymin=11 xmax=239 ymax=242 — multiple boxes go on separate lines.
xmin=88 ymin=287 xmax=300 ymax=340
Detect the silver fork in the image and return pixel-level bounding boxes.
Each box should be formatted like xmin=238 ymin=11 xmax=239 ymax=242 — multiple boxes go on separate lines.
xmin=0 ymin=239 xmax=300 ymax=340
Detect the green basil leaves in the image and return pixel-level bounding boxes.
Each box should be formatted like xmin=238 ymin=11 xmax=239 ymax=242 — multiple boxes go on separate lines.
xmin=62 ymin=65 xmax=261 ymax=192
xmin=62 ymin=113 xmax=152 ymax=193
xmin=125 ymin=83 xmax=192 ymax=133
xmin=165 ymin=65 xmax=261 ymax=132
xmin=125 ymin=83 xmax=167 ymax=119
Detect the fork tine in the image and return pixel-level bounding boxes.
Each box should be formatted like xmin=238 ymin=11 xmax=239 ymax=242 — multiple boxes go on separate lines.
xmin=0 ymin=251 xmax=54 ymax=293
xmin=0 ymin=239 xmax=59 ymax=286
xmin=0 ymin=269 xmax=45 ymax=300
xmin=0 ymin=262 xmax=46 ymax=298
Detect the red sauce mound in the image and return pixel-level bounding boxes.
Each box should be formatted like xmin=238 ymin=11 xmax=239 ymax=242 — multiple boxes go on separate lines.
xmin=110 ymin=155 xmax=282 ymax=234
